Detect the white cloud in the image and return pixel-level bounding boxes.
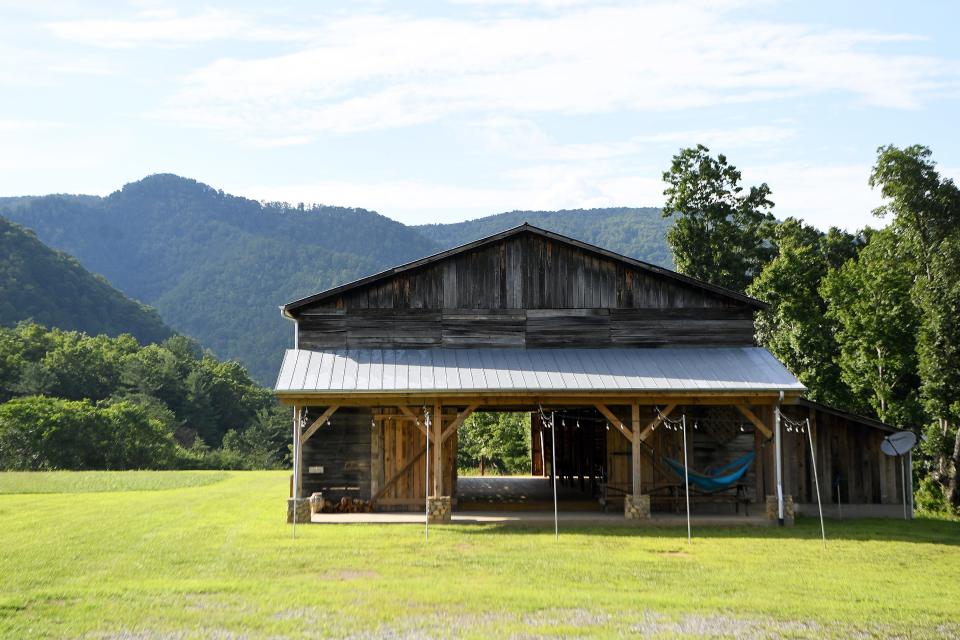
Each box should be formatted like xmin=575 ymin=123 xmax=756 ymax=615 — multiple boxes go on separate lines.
xmin=468 ymin=117 xmax=797 ymax=161
xmin=148 ymin=2 xmax=954 ymax=139
xmin=44 ymin=8 xmax=308 ymax=48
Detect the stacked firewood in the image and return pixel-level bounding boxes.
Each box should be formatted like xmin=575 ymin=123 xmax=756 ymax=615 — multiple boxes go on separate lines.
xmin=319 ymin=496 xmax=374 ymax=513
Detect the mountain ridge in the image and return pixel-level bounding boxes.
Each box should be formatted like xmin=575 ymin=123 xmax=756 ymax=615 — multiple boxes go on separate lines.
xmin=0 ymin=215 xmax=172 ymax=344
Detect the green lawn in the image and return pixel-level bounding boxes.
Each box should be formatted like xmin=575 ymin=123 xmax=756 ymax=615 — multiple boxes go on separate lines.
xmin=1 ymin=471 xmax=958 ymax=638
xmin=0 ymin=470 xmax=229 ymax=494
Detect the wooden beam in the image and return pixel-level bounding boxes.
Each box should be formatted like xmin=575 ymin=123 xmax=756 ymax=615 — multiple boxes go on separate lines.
xmin=293 ymin=405 xmax=302 ymax=499
xmin=397 ymin=406 xmax=430 ymax=439
xmin=277 ymin=390 xmax=799 ymax=407
xmin=637 ymin=404 xmax=676 ymax=441
xmin=300 ymin=405 xmax=339 ymax=444
xmin=735 ymin=403 xmax=773 ymax=439
xmin=441 ymin=403 xmax=479 ymax=443
xmin=594 ymin=403 xmax=633 ymax=442
xmin=373 ymin=413 xmax=417 ymax=421
xmin=631 ymin=402 xmax=641 ymax=495
xmin=433 ymin=400 xmax=442 ymax=496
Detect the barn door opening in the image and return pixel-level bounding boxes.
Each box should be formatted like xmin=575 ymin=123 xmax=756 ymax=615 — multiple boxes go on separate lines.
xmin=456 ymin=409 xmax=608 ymax=512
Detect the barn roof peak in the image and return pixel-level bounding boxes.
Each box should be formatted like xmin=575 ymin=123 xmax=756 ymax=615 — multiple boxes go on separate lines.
xmin=282 ymin=222 xmax=766 ymax=315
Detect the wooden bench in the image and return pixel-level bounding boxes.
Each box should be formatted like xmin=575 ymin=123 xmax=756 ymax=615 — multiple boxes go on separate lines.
xmin=648 ymin=484 xmax=752 ymax=516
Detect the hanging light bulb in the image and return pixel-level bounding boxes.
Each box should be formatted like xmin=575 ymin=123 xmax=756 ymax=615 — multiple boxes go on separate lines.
xmin=576 ymin=420 xmax=580 ymax=429
xmin=605 ymin=423 xmax=610 ymax=431
xmin=740 ymin=424 xmax=745 ymax=432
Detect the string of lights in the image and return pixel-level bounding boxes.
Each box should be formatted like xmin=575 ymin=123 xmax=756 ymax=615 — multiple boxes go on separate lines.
xmin=778 ymin=411 xmax=809 ymax=434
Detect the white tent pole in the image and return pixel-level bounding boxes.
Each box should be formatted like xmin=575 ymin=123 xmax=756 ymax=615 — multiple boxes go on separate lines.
xmin=551 ymin=411 xmax=558 ymax=541
xmin=424 ymin=407 xmax=431 ymax=541
xmin=774 ymin=405 xmax=784 ymax=525
xmin=805 ymin=418 xmax=826 ymax=548
xmin=681 ymin=414 xmax=691 ymax=545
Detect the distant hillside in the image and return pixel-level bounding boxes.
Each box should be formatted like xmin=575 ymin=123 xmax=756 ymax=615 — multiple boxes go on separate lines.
xmin=1 ymin=175 xmax=441 ymax=383
xmin=1 ymin=175 xmax=672 ymax=384
xmin=0 ymin=216 xmax=171 ymax=344
xmin=416 ymin=207 xmax=672 ymax=268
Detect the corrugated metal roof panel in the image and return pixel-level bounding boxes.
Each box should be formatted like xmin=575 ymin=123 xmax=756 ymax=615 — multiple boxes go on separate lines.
xmin=275 ymin=347 xmax=806 ymax=394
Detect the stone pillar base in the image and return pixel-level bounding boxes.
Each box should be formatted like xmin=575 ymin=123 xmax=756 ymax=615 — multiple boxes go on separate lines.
xmin=765 ymin=494 xmax=795 ymax=526
xmin=427 ymin=496 xmax=452 ymax=523
xmin=624 ymin=494 xmax=651 ymax=519
xmin=287 ymin=498 xmax=311 ymax=524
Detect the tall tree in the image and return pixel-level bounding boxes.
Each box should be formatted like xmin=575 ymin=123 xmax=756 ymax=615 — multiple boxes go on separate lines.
xmin=912 ymin=234 xmax=960 ymax=503
xmin=870 ymin=144 xmax=960 ymax=506
xmin=871 ymin=145 xmax=960 ymax=279
xmin=662 ymin=145 xmax=776 ymax=291
xmin=820 ymin=228 xmax=921 ymax=425
xmin=748 ymin=218 xmax=858 ymax=408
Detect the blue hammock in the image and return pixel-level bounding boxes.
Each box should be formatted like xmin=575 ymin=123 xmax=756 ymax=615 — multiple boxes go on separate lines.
xmin=663 ymin=451 xmax=755 ymax=492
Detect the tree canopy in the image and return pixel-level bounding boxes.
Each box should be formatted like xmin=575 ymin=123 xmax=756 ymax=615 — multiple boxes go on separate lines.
xmin=0 ymin=323 xmax=289 ymax=471
xmin=662 ymin=145 xmax=776 ymax=292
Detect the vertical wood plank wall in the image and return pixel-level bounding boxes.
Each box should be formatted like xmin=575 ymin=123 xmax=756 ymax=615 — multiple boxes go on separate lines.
xmin=781 ymin=406 xmax=902 ymax=506
xmin=296 ymin=232 xmax=757 ymax=351
xmin=373 ymin=410 xmax=457 ymax=510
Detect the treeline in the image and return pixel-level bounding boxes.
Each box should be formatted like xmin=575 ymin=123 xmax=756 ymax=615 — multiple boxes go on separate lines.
xmin=457 ymin=413 xmax=531 ymax=475
xmin=0 ymin=323 xmax=290 ymax=471
xmin=662 ymin=144 xmax=960 ymax=513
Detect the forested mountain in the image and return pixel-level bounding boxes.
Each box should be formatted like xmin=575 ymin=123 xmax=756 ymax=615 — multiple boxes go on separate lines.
xmin=0 ymin=216 xmax=171 ymax=344
xmin=0 ymin=175 xmax=671 ymax=383
xmin=416 ymin=207 xmax=672 ymax=268
xmin=1 ymin=175 xmax=439 ymax=383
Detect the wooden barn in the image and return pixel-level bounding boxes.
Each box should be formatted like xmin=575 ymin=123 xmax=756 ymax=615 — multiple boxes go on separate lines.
xmin=275 ymin=224 xmax=911 ymax=522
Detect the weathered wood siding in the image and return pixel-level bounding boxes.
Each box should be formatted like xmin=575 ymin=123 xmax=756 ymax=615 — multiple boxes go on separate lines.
xmin=301 ymin=407 xmax=372 ymax=499
xmin=296 ymin=232 xmax=756 ymax=350
xmin=780 ymin=405 xmax=901 ymax=506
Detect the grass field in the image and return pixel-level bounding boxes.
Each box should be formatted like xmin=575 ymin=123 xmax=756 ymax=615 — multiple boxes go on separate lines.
xmin=1 ymin=471 xmax=958 ymax=639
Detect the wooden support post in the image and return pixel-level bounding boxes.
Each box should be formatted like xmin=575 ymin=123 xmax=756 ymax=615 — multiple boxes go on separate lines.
xmin=774 ymin=402 xmax=784 ymax=524
xmin=631 ymin=402 xmax=641 ymax=495
xmin=370 ymin=410 xmax=383 ymax=500
xmin=433 ymin=400 xmax=442 ymax=497
xmin=292 ymin=404 xmax=303 ymax=500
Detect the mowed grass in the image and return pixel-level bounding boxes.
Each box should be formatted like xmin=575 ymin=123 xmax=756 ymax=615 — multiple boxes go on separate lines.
xmin=0 ymin=470 xmax=229 ymax=494
xmin=0 ymin=472 xmax=958 ymax=639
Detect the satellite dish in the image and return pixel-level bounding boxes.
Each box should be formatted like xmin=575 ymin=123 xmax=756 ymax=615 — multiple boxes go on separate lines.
xmin=881 ymin=431 xmax=918 ymax=457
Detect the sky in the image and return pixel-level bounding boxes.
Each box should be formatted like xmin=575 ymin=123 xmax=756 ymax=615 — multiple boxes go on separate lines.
xmin=1 ymin=0 xmax=958 ymax=231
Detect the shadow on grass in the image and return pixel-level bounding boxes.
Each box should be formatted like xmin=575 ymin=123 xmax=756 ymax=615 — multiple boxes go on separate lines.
xmin=446 ymin=515 xmax=960 ymax=546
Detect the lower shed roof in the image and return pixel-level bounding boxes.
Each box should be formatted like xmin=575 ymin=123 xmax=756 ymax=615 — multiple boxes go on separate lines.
xmin=275 ymin=347 xmax=805 ymax=396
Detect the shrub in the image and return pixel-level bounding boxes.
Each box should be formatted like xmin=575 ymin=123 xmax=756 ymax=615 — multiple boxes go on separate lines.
xmin=0 ymin=396 xmax=175 ymax=470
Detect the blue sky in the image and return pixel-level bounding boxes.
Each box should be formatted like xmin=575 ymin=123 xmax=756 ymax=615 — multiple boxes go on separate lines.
xmin=1 ymin=0 xmax=958 ymax=230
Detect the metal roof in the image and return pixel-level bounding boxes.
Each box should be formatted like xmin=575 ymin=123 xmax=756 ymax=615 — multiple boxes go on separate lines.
xmin=281 ymin=224 xmax=766 ymax=315
xmin=275 ymin=347 xmax=805 ymax=395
